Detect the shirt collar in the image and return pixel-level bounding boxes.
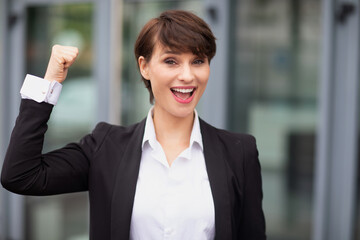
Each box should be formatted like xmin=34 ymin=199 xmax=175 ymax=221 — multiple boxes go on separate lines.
xmin=141 ymin=107 xmax=203 ymax=151
xmin=142 ymin=107 xmax=157 ymax=150
xmin=190 ymin=109 xmax=203 ymax=150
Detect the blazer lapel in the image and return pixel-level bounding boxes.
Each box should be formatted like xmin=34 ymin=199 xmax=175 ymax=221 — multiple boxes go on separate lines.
xmin=110 ymin=119 xmax=146 ymax=240
xmin=200 ymin=119 xmax=232 ymax=240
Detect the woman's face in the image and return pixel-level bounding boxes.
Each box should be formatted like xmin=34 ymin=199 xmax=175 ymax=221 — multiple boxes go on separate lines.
xmin=139 ymin=43 xmax=210 ymax=119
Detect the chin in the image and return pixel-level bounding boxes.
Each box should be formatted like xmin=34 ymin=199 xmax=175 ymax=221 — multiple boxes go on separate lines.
xmin=171 ymin=105 xmax=196 ymax=119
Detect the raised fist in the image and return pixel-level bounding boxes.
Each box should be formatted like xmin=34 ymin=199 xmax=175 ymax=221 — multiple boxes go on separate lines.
xmin=44 ymin=45 xmax=79 ymax=83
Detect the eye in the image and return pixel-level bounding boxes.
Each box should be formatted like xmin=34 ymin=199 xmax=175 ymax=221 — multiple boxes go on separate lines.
xmin=164 ymin=58 xmax=177 ymax=65
xmin=193 ymin=59 xmax=205 ymax=65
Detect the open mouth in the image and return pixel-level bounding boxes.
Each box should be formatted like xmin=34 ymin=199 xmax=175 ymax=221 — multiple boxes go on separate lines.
xmin=171 ymin=87 xmax=195 ymax=100
xmin=170 ymin=87 xmax=196 ymax=103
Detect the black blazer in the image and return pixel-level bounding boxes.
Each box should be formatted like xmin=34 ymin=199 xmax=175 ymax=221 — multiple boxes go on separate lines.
xmin=1 ymin=99 xmax=266 ymax=240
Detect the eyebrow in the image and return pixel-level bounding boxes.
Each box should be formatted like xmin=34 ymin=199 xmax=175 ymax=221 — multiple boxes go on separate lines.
xmin=162 ymin=50 xmax=181 ymax=55
xmin=160 ymin=49 xmax=206 ymax=59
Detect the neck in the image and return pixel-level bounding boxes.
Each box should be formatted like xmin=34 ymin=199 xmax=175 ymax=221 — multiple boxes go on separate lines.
xmin=152 ymin=105 xmax=194 ymax=146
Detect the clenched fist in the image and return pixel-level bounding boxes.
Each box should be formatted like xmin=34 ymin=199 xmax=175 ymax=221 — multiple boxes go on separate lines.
xmin=44 ymin=45 xmax=79 ymax=83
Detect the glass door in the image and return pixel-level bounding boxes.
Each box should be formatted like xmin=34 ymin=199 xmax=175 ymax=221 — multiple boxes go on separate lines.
xmin=228 ymin=0 xmax=321 ymax=239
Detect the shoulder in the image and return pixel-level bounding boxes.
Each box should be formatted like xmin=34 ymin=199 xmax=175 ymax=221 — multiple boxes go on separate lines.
xmin=80 ymin=119 xmax=146 ymax=152
xmin=199 ymin=118 xmax=256 ymax=149
xmin=92 ymin=119 xmax=146 ymax=140
xmin=199 ymin=118 xmax=259 ymax=170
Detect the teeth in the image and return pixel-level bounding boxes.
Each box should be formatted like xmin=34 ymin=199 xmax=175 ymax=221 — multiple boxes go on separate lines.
xmin=171 ymin=88 xmax=194 ymax=93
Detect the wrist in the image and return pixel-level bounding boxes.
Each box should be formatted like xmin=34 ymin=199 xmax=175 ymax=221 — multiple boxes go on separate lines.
xmin=43 ymin=74 xmax=52 ymax=82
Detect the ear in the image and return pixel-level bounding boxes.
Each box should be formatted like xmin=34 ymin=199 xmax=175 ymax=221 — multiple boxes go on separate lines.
xmin=138 ymin=56 xmax=150 ymax=80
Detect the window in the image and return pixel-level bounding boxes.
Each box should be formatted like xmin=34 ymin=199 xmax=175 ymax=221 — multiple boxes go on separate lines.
xmin=228 ymin=1 xmax=321 ymax=238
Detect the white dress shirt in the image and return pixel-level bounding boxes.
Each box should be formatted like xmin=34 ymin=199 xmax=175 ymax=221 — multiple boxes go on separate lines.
xmin=130 ymin=108 xmax=215 ymax=240
xmin=19 ymin=75 xmax=215 ymax=239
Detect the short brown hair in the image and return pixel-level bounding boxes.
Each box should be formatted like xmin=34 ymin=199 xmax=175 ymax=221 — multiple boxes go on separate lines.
xmin=134 ymin=10 xmax=217 ymax=103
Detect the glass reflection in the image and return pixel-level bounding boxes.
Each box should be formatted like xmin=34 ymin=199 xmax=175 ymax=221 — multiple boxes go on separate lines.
xmin=228 ymin=0 xmax=321 ymax=239
xmin=25 ymin=4 xmax=94 ymax=240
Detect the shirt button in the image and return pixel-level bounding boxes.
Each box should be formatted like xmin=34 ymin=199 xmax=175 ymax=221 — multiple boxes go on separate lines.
xmin=164 ymin=228 xmax=173 ymax=234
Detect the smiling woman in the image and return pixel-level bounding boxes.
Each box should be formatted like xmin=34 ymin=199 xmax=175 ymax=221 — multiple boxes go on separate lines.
xmin=1 ymin=10 xmax=266 ymax=240
xmin=138 ymin=45 xmax=210 ymax=119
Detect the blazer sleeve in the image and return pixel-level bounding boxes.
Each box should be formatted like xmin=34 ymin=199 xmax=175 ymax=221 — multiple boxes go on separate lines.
xmin=239 ymin=135 xmax=266 ymax=239
xmin=1 ymin=99 xmax=109 ymax=196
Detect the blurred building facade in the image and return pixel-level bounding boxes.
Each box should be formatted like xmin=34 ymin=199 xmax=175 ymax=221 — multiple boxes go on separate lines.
xmin=0 ymin=0 xmax=359 ymax=240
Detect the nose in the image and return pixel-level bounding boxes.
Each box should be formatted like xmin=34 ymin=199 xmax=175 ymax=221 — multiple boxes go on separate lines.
xmin=178 ymin=63 xmax=194 ymax=82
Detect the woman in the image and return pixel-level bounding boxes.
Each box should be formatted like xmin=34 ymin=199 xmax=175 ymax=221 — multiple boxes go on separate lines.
xmin=1 ymin=10 xmax=265 ymax=240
